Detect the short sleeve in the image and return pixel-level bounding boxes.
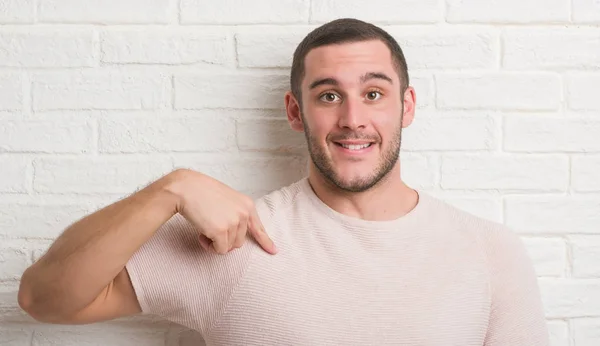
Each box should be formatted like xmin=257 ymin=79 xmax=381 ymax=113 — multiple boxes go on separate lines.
xmin=125 ymin=213 xmax=254 ymax=335
xmin=483 ymin=226 xmax=550 ymax=346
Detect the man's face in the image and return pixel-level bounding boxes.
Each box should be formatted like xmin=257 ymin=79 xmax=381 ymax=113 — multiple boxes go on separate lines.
xmin=296 ymin=40 xmax=411 ymax=193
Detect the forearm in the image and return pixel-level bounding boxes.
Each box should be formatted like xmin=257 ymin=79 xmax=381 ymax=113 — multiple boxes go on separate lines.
xmin=18 ymin=170 xmax=183 ymax=320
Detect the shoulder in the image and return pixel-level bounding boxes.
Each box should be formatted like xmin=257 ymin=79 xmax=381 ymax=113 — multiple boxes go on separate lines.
xmin=253 ymin=178 xmax=306 ymax=226
xmin=418 ymin=192 xmax=524 ymax=254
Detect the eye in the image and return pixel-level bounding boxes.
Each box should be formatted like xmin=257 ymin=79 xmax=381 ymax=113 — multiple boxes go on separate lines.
xmin=366 ymin=90 xmax=382 ymax=101
xmin=319 ymin=92 xmax=340 ymax=103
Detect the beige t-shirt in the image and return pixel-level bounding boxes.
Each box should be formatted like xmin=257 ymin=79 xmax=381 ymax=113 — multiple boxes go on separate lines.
xmin=126 ymin=177 xmax=549 ymax=345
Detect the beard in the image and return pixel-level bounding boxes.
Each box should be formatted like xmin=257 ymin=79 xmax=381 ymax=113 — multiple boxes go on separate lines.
xmin=301 ymin=109 xmax=403 ymax=193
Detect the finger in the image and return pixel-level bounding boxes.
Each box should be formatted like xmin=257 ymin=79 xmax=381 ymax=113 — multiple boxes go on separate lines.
xmin=233 ymin=217 xmax=248 ymax=249
xmin=198 ymin=234 xmax=211 ymax=251
xmin=248 ymin=208 xmax=277 ymax=255
xmin=210 ymin=229 xmax=229 ymax=255
xmin=227 ymin=223 xmax=237 ymax=251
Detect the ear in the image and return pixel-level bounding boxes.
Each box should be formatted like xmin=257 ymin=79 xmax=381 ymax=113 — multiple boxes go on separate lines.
xmin=285 ymin=91 xmax=304 ymax=132
xmin=401 ymin=86 xmax=416 ymax=128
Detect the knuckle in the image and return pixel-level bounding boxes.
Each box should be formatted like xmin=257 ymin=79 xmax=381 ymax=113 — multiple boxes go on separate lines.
xmin=241 ymin=195 xmax=254 ymax=209
xmin=229 ymin=217 xmax=241 ymax=228
xmin=218 ymin=221 xmax=232 ymax=232
xmin=238 ymin=209 xmax=250 ymax=221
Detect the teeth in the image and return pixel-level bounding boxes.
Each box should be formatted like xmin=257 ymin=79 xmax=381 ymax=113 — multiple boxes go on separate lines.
xmin=341 ymin=143 xmax=371 ymax=150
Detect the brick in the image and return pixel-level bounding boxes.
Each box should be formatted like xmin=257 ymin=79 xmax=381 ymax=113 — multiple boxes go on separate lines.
xmin=571 ymin=236 xmax=600 ymax=278
xmin=0 ymin=203 xmax=94 ymax=238
xmin=236 ymin=26 xmax=491 ymax=72
xmin=446 ymin=0 xmax=569 ymax=23
xmin=0 ymin=157 xmax=29 ymax=193
xmin=33 ymin=249 xmax=47 ymax=262
xmin=387 ymin=27 xmax=498 ymax=69
xmin=573 ymin=156 xmax=600 ymax=192
xmin=503 ymin=28 xmax=600 ymax=69
xmin=0 ymin=285 xmax=18 ymax=307
xmin=0 ymin=328 xmax=31 ymax=346
xmin=32 ymin=70 xmax=170 ymax=111
xmin=0 ymin=284 xmax=27 ymax=323
xmin=99 ymin=114 xmax=236 ymax=153
xmin=546 ymin=320 xmax=569 ymax=346
xmin=0 ymin=0 xmax=34 ymax=23
xmin=311 ymin=0 xmax=441 ymax=23
xmin=403 ymin=113 xmax=497 ymax=151
xmin=0 ymin=73 xmax=23 ymax=111
xmin=181 ymin=0 xmax=309 ymax=24
xmin=38 ymin=0 xmax=172 ymax=24
xmin=102 ymin=28 xmax=232 ymax=65
xmin=504 ymin=116 xmax=600 ymax=153
xmin=236 ymin=27 xmax=312 ymax=68
xmin=410 ymin=74 xmax=433 ymax=109
xmin=236 ymin=118 xmax=306 ymax=154
xmin=505 ymin=196 xmax=600 ymax=234
xmin=573 ymin=0 xmax=600 ymax=23
xmin=0 ymin=117 xmax=93 ymax=153
xmin=521 ymin=237 xmax=566 ymax=277
xmin=174 ymin=72 xmax=288 ymax=109
xmin=173 ymin=155 xmax=307 ymax=197
xmin=33 ymin=157 xmax=173 ymax=195
xmin=567 ymin=73 xmax=600 ymax=110
xmin=400 ymin=154 xmax=438 ymax=190
xmin=440 ymin=155 xmax=568 ymax=191
xmin=32 ymin=328 xmax=167 ymax=346
xmin=540 ymin=278 xmax=600 ymax=317
xmin=0 ymin=247 xmax=30 ymax=281
xmin=436 ymin=73 xmax=561 ymax=111
xmin=572 ymin=318 xmax=600 ymax=346
xmin=438 ymin=196 xmax=502 ymax=223
xmin=0 ymin=28 xmax=95 ymax=67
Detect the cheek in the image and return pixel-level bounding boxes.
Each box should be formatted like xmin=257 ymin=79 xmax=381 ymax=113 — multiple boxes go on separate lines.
xmin=372 ymin=118 xmax=400 ymax=144
xmin=303 ymin=109 xmax=336 ymax=138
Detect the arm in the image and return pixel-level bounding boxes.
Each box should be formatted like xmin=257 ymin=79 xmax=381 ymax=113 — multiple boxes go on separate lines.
xmin=483 ymin=227 xmax=550 ymax=346
xmin=18 ymin=170 xmax=182 ymax=324
xmin=18 ymin=168 xmax=275 ymax=325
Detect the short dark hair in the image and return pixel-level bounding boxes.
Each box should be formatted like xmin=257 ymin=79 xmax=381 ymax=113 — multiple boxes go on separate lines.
xmin=290 ymin=18 xmax=409 ymax=106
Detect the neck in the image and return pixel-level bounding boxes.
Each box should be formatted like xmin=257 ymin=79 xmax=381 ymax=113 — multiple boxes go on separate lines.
xmin=307 ymin=162 xmax=418 ymax=222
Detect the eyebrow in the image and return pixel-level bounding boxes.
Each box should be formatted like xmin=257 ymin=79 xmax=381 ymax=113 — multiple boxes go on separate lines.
xmin=361 ymin=72 xmax=393 ymax=84
xmin=308 ymin=72 xmax=394 ymax=90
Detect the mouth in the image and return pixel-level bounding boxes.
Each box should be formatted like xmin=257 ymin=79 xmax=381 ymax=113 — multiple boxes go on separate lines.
xmin=334 ymin=142 xmax=373 ymax=151
xmin=332 ymin=141 xmax=376 ymax=156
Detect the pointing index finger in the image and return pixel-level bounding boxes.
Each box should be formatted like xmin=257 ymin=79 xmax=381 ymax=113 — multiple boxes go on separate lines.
xmin=249 ymin=208 xmax=277 ymax=255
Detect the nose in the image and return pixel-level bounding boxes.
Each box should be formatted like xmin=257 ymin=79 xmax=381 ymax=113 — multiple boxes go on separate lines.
xmin=337 ymin=96 xmax=367 ymax=130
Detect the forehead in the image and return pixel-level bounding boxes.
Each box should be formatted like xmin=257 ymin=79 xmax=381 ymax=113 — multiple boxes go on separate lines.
xmin=302 ymin=40 xmax=397 ymax=87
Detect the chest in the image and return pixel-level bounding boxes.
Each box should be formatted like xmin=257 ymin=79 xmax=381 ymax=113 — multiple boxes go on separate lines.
xmin=204 ymin=233 xmax=491 ymax=346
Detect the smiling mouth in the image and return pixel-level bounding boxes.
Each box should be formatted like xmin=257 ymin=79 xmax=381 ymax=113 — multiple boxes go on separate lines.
xmin=334 ymin=142 xmax=373 ymax=150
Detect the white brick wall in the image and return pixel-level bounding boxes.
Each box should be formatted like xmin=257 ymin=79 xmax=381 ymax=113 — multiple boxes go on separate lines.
xmin=0 ymin=1 xmax=598 ymax=345
xmin=100 ymin=28 xmax=234 ymax=66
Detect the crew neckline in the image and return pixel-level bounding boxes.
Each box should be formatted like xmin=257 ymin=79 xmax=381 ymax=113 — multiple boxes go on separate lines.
xmin=298 ymin=177 xmax=430 ymax=231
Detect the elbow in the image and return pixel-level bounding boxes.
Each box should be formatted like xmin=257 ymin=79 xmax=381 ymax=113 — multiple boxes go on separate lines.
xmin=18 ymin=269 xmax=41 ymax=320
xmin=18 ymin=269 xmax=63 ymax=323
xmin=17 ymin=274 xmax=33 ymax=313
xmin=18 ymin=269 xmax=46 ymax=322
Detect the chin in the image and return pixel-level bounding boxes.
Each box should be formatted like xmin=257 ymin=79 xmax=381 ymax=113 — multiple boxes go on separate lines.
xmin=327 ymin=171 xmax=380 ymax=193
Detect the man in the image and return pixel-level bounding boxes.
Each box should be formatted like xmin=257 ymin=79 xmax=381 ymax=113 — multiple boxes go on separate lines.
xmin=18 ymin=18 xmax=549 ymax=345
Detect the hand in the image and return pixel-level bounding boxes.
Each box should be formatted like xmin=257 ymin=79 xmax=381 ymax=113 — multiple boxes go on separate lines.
xmin=166 ymin=169 xmax=277 ymax=255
